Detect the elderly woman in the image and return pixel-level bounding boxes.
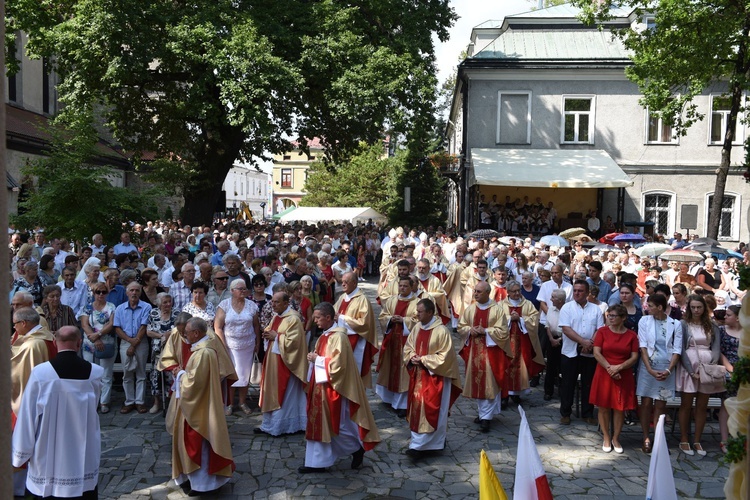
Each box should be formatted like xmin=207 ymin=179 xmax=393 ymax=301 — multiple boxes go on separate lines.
xmin=38 ymin=254 xmax=59 ymax=286
xmin=42 ymin=285 xmax=78 ymax=331
xmin=590 ymin=304 xmax=639 ymax=454
xmin=13 ymin=261 xmax=43 ymax=305
xmin=215 ymin=280 xmax=261 ymax=416
xmin=300 ymin=275 xmax=320 ymax=307
xmin=13 ymin=258 xmax=28 ymax=281
xmin=81 ymin=282 xmax=117 ymax=413
xmin=636 ymin=294 xmax=682 ymax=454
xmin=146 ymin=292 xmax=178 ymax=414
xmin=182 ymin=281 xmax=216 ymax=327
xmin=288 ymin=281 xmax=313 ymax=333
xmin=673 ymin=262 xmax=696 ymax=288
xmin=696 ymin=258 xmax=726 ymax=294
xmin=207 ymin=268 xmax=231 ymax=308
xmin=676 ymin=294 xmax=722 ymax=456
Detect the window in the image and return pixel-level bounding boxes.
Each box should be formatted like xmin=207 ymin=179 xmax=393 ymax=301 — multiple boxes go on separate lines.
xmin=281 ymin=169 xmax=292 ymax=188
xmin=283 ymin=155 xmax=291 ymax=161
xmin=709 ymin=94 xmax=743 ymax=145
xmin=644 ymin=192 xmax=674 ymax=236
xmin=42 ymin=57 xmax=57 ymax=115
xmin=561 ymin=96 xmax=594 ymax=144
xmin=646 ymin=108 xmax=678 ymax=144
xmin=496 ymin=91 xmax=531 ymax=145
xmin=8 ymin=31 xmax=23 ymax=104
xmin=706 ymin=193 xmax=740 ymax=240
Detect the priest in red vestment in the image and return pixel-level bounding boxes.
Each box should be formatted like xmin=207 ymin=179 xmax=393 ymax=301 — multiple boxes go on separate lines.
xmin=333 ymin=272 xmax=378 ymax=387
xmin=300 ymin=302 xmax=380 ymax=473
xmin=403 ymin=299 xmax=462 ymax=458
xmin=458 ymin=281 xmax=511 ymax=432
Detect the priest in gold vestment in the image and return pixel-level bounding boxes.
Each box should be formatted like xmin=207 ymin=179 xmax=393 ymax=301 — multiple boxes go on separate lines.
xmin=403 ymin=299 xmax=462 ymax=458
xmin=458 ymin=281 xmax=510 ymax=433
xmin=257 ymin=291 xmax=308 ymax=436
xmin=299 ymin=302 xmax=380 ymax=473
xmin=168 ymin=317 xmax=237 ymax=494
xmin=376 ymin=277 xmax=419 ymax=417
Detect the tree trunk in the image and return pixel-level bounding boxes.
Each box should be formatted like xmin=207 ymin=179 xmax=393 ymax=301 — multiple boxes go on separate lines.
xmin=707 ymin=35 xmax=749 ymax=241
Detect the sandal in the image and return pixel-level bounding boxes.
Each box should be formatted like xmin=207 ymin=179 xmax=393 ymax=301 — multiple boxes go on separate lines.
xmin=720 ymin=442 xmax=728 ymax=454
xmin=693 ymin=443 xmax=706 ymax=457
xmin=679 ymin=442 xmax=694 ymax=456
xmin=642 ymin=439 xmax=652 ymax=454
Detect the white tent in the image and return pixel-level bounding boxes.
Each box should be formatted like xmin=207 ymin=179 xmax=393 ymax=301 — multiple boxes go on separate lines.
xmin=279 ymin=206 xmax=387 ymax=224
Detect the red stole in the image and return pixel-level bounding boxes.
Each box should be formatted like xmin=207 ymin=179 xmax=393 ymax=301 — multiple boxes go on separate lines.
xmin=407 ymin=328 xmax=443 ymax=432
xmin=461 ymin=306 xmax=508 ymax=399
xmin=260 ymin=315 xmax=292 ymax=409
xmin=338 ymin=298 xmax=377 ymax=377
xmin=377 ymin=299 xmax=410 ymax=392
xmin=492 ymin=286 xmax=507 ymax=303
xmin=184 ymin=424 xmax=235 ymax=475
xmin=508 ymin=305 xmax=544 ymax=383
xmin=431 ymin=271 xmax=447 ymax=284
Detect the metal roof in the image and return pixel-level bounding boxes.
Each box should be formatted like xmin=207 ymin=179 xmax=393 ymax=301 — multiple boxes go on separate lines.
xmin=473 ymin=29 xmax=630 ymax=61
xmin=505 ymin=4 xmax=632 ymax=19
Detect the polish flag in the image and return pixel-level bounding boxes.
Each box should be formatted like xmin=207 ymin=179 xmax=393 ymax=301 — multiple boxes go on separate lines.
xmin=646 ymin=414 xmax=678 ymax=500
xmin=514 ymin=407 xmax=553 ymax=500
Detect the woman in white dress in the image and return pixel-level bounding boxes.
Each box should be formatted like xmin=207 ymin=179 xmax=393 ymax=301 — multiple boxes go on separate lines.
xmin=214 ymin=279 xmax=261 ymax=416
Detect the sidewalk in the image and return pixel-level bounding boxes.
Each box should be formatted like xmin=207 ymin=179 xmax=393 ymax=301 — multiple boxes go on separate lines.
xmin=96 ymin=279 xmax=729 ymax=499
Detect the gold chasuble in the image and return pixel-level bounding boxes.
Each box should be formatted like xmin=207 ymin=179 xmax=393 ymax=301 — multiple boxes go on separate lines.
xmin=260 ymin=310 xmax=308 ymax=412
xmin=334 ymin=290 xmax=379 ymax=387
xmin=444 ymin=261 xmax=467 ymax=319
xmin=403 ymin=319 xmax=462 ymax=434
xmin=377 ymin=295 xmax=419 ymax=393
xmin=458 ymin=302 xmax=511 ymax=400
xmin=306 ymin=327 xmax=380 ymax=450
xmin=158 ymin=327 xmax=236 ymax=382
xmin=501 ymin=298 xmax=545 ymax=392
xmin=11 ymin=327 xmax=57 ymax=421
xmin=167 ymin=339 xmax=236 ymax=481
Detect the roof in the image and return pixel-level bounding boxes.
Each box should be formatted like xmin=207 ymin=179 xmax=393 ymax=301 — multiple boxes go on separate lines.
xmin=473 ymin=29 xmax=629 ymax=61
xmin=469 ymin=148 xmax=633 ymax=189
xmin=506 ymin=4 xmax=632 ymax=19
xmin=279 ymin=207 xmax=387 ymax=224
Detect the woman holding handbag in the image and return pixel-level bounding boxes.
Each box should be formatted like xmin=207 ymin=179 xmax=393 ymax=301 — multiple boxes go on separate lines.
xmin=81 ymin=282 xmax=117 ymax=414
xmin=214 ymin=279 xmax=261 ymax=416
xmin=676 ymin=294 xmax=723 ymax=456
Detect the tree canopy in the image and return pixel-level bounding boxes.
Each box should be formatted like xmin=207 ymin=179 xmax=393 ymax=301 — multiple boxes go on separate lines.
xmin=8 ymin=0 xmax=456 ymax=224
xmin=13 ymin=118 xmax=161 ymax=244
xmin=572 ymin=0 xmax=750 ymax=240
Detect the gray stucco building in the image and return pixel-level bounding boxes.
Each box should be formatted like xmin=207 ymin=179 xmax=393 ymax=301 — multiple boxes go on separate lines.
xmin=444 ymin=4 xmax=748 ymax=244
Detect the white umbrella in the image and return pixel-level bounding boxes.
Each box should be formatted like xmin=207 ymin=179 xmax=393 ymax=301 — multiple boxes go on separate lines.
xmin=633 ymin=243 xmax=672 ymax=257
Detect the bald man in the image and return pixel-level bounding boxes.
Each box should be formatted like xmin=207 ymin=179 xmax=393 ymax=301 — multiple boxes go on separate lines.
xmin=13 ymin=326 xmax=103 ymax=499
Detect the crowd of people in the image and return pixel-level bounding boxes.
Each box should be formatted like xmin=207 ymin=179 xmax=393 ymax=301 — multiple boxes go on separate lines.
xmin=7 ymin=218 xmax=748 ymax=496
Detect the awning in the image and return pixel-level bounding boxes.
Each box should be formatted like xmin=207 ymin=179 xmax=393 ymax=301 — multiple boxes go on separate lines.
xmin=272 ymin=205 xmax=297 ymax=220
xmin=469 ymin=149 xmax=633 ymax=189
xmin=280 ymin=206 xmax=387 ymax=224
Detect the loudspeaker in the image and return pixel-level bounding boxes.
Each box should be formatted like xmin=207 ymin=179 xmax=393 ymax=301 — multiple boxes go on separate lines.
xmin=680 ymin=204 xmax=698 ymax=230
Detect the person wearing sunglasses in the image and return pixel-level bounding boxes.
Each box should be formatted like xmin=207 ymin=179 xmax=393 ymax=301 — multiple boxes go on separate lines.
xmin=81 ymin=282 xmax=117 ymax=413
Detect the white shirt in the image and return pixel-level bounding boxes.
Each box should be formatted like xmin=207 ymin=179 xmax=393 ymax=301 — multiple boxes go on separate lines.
xmin=536 ymin=280 xmax=573 ymax=325
xmin=558 ymin=300 xmax=605 ymax=359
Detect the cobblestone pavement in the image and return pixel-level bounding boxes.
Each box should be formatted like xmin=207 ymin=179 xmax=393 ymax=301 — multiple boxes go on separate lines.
xmin=95 ymin=279 xmax=729 ymax=499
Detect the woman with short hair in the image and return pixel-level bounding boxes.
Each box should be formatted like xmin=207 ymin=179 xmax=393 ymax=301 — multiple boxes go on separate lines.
xmin=42 ymin=285 xmax=78 ymax=331
xmin=181 ymin=281 xmax=216 ymax=327
xmin=81 ymin=282 xmax=117 ymax=413
xmin=146 ymin=292 xmax=178 ymax=414
xmin=38 ymin=254 xmax=59 ymax=287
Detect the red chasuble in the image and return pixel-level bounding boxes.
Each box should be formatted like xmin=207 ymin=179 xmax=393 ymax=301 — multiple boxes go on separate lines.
xmin=376 ymin=299 xmax=410 ymax=392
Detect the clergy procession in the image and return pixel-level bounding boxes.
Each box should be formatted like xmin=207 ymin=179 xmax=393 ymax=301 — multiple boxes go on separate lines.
xmin=7 ymin=220 xmax=737 ymax=498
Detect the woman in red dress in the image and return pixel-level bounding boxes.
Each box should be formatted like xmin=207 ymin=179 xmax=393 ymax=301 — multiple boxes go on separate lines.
xmin=590 ymin=304 xmax=639 ymax=454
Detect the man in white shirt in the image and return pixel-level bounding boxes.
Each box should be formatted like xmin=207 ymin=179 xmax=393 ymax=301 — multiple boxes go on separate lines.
xmin=113 ymin=232 xmax=140 ymax=257
xmin=90 ymin=233 xmax=106 ymax=255
xmin=59 ymin=266 xmax=89 ymax=318
xmin=543 ymin=289 xmax=567 ymax=401
xmin=558 ymin=280 xmax=604 ymax=425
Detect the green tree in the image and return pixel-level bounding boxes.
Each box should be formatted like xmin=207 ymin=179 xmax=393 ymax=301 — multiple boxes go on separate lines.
xmin=301 ymin=142 xmax=403 ymax=218
xmin=572 ymin=0 xmax=750 ymax=241
xmin=8 ymin=0 xmax=456 ymax=225
xmin=13 ymin=116 xmax=161 ymax=244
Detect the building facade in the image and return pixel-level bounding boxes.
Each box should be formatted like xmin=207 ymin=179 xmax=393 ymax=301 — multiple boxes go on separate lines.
xmin=222 ymin=165 xmax=271 ymax=219
xmin=271 ymin=138 xmax=325 ymax=214
xmin=445 ymin=5 xmax=748 ymax=243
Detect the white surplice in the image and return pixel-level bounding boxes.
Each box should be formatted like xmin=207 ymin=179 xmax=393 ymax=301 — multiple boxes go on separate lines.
xmin=12 ymin=362 xmax=104 ymax=498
